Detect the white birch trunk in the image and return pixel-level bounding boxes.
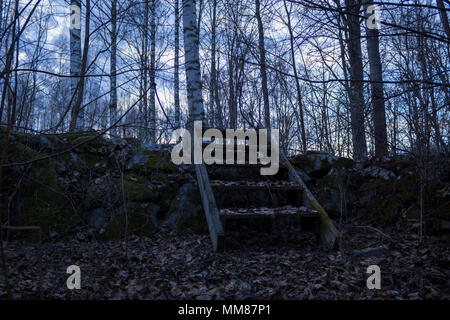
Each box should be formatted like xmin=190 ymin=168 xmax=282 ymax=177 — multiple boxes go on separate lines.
xmin=174 ymin=0 xmax=181 ymax=128
xmin=149 ymin=0 xmax=156 ymax=144
xmin=70 ymin=0 xmax=83 ymax=130
xmin=142 ymin=0 xmax=149 ymax=141
xmin=182 ymin=0 xmax=204 ymax=125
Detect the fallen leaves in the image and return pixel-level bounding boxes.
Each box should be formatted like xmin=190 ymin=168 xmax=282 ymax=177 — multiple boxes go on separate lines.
xmin=0 ymin=221 xmax=448 ymax=300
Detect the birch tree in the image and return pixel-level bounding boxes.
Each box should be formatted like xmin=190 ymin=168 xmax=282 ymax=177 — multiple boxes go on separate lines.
xmin=174 ymin=0 xmax=181 ymax=128
xmin=149 ymin=0 xmax=157 ymax=144
xmin=209 ymin=0 xmax=220 ymax=127
xmin=182 ymin=0 xmax=204 ymax=124
xmin=69 ymin=0 xmax=83 ymax=131
xmin=436 ymin=0 xmax=450 ymax=42
xmin=142 ymin=0 xmax=149 ymax=140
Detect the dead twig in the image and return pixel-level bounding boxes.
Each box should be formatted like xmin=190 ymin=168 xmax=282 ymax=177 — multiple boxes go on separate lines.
xmin=351 ymin=225 xmax=393 ymax=242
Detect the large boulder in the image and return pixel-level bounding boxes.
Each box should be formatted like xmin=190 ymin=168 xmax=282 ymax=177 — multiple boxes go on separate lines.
xmin=0 ymin=129 xmax=186 ymax=240
xmin=290 ymin=151 xmax=353 ymax=179
xmin=167 ymin=183 xmax=207 ymax=234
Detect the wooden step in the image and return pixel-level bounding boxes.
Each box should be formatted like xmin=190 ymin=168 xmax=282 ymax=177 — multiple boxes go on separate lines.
xmin=219 ymin=206 xmax=321 ymax=236
xmin=201 ymin=142 xmax=274 ymax=163
xmin=207 ymin=164 xmax=289 ymax=181
xmin=212 ymin=182 xmax=304 ymax=208
xmin=210 ymin=180 xmax=301 ymax=188
xmin=219 ymin=206 xmax=318 ymax=218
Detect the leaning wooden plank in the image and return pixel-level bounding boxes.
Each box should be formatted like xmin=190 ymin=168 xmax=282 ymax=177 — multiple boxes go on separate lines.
xmin=201 ymin=165 xmax=225 ymax=252
xmin=199 ymin=164 xmax=225 ymax=252
xmin=282 ymin=154 xmax=339 ymax=249
xmin=195 ymin=164 xmax=225 ymax=252
xmin=195 ymin=164 xmax=217 ymax=250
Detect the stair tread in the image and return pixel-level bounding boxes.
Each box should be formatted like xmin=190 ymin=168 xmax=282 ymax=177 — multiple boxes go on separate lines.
xmin=219 ymin=206 xmax=318 ymax=218
xmin=211 ymin=180 xmax=301 ymax=189
xmin=206 ymin=162 xmax=277 ymax=166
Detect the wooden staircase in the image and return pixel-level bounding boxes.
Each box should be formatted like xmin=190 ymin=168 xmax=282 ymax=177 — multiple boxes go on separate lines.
xmin=195 ymin=128 xmax=338 ymax=252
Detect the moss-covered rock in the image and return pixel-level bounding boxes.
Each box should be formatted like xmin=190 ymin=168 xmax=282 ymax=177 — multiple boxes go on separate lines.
xmin=10 ymin=156 xmax=76 ymax=240
xmin=315 ymin=174 xmax=344 ymax=218
xmin=0 ymin=129 xmax=184 ymax=241
xmin=129 ymin=150 xmax=178 ymax=174
xmin=165 ymin=183 xmax=207 ymax=234
xmin=290 ymin=151 xmax=353 ymax=178
xmin=117 ymin=175 xmax=157 ymax=203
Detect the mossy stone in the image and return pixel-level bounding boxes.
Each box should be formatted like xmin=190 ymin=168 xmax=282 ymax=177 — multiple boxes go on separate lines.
xmin=117 ymin=175 xmax=156 ymax=203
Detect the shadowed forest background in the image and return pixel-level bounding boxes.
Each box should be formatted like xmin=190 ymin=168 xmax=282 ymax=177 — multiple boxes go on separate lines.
xmin=0 ymin=0 xmax=449 ymax=300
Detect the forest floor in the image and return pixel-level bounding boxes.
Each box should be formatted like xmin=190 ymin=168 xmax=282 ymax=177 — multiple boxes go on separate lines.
xmin=0 ymin=219 xmax=449 ymax=300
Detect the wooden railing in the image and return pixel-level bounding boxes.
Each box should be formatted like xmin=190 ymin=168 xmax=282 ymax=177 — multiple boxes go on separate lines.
xmin=195 ymin=163 xmax=225 ymax=252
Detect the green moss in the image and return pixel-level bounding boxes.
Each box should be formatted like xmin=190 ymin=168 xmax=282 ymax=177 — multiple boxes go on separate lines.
xmin=70 ymin=153 xmax=108 ymax=175
xmin=143 ymin=150 xmax=177 ymax=172
xmin=0 ymin=129 xmax=186 ymax=241
xmin=1 ymin=134 xmax=76 ymax=240
xmin=44 ymin=133 xmax=113 ymax=154
xmin=6 ymin=140 xmax=44 ymax=161
xmin=118 ymin=175 xmax=156 ymax=203
xmin=16 ymin=158 xmax=75 ymax=241
xmin=71 ymin=135 xmax=97 ymax=145
xmin=129 ymin=150 xmax=178 ymax=177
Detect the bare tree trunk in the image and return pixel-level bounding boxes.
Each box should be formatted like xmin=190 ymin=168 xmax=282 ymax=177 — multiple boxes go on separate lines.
xmin=364 ymin=0 xmax=387 ymax=157
xmin=69 ymin=0 xmax=84 ymax=131
xmin=283 ymin=0 xmax=307 ymax=153
xmin=214 ymin=52 xmax=223 ymax=128
xmin=335 ymin=2 xmax=351 ymax=157
xmin=110 ymin=0 xmax=117 ymax=137
xmin=174 ymin=0 xmax=181 ymax=128
xmin=209 ymin=0 xmax=218 ymax=127
xmin=0 ymin=0 xmax=3 ymax=122
xmin=142 ymin=0 xmax=149 ymax=140
xmin=197 ymin=0 xmax=203 ymax=42
xmin=182 ymin=0 xmax=204 ymax=124
xmin=0 ymin=0 xmax=3 ymax=33
xmin=436 ymin=0 xmax=450 ymax=42
xmin=149 ymin=0 xmax=156 ymax=144
xmin=345 ymin=0 xmax=367 ymax=160
xmin=228 ymin=52 xmax=236 ymax=128
xmin=255 ymin=0 xmax=271 ymax=129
